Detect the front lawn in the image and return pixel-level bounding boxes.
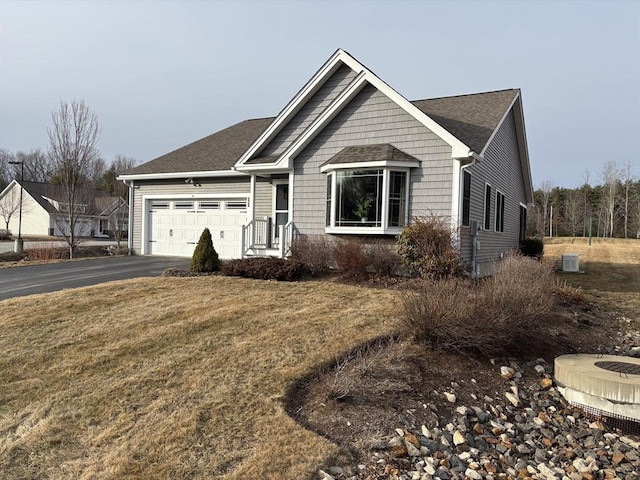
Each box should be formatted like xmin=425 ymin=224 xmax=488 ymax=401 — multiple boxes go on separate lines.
xmin=0 ymin=277 xmax=400 ymax=479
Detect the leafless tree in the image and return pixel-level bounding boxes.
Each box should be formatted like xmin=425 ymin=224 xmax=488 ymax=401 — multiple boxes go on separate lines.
xmin=15 ymin=149 xmax=55 ymax=183
xmin=0 ymin=148 xmax=14 ymax=190
xmin=563 ymin=189 xmax=584 ymax=236
xmin=107 ymin=155 xmax=137 ymax=249
xmin=599 ymin=161 xmax=620 ymax=238
xmin=538 ymin=180 xmax=554 ymax=236
xmin=580 ymin=170 xmax=593 ymax=236
xmin=633 ymin=185 xmax=640 ymax=239
xmin=620 ymin=160 xmax=635 ymax=239
xmin=48 ymin=99 xmax=102 ymax=258
xmin=0 ymin=187 xmax=21 ymax=231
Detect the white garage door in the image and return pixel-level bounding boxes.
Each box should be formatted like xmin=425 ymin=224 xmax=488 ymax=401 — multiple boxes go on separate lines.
xmin=147 ymin=199 xmax=247 ymax=259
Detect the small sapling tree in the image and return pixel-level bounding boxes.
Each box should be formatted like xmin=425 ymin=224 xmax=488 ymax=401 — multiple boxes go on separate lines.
xmin=190 ymin=228 xmax=220 ymax=273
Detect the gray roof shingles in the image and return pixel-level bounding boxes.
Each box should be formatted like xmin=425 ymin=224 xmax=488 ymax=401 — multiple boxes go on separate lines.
xmin=321 ymin=144 xmax=420 ymax=167
xmin=20 ymin=181 xmax=118 ymax=215
xmin=125 ymin=89 xmax=518 ymax=175
xmin=411 ymin=89 xmax=519 ymax=154
xmin=123 ymin=117 xmax=275 ymax=175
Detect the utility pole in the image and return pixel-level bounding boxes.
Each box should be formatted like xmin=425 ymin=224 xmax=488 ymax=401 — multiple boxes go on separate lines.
xmin=8 ymin=160 xmax=24 ymax=253
xmin=549 ymin=204 xmax=553 ymax=237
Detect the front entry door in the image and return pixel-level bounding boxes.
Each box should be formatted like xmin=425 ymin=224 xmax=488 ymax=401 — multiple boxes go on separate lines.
xmin=273 ymin=182 xmax=288 ymax=243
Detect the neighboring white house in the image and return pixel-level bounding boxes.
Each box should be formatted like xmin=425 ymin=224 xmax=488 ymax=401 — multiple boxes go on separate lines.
xmin=119 ymin=49 xmax=534 ymax=275
xmin=0 ymin=180 xmax=128 ymax=238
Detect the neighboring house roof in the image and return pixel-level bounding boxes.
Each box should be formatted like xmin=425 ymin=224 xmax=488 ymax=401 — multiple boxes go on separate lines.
xmin=321 ymin=144 xmax=420 ymax=167
xmin=16 ymin=181 xmax=121 ymax=216
xmin=411 ymin=89 xmax=519 ymax=155
xmin=121 ymin=118 xmax=275 ymax=176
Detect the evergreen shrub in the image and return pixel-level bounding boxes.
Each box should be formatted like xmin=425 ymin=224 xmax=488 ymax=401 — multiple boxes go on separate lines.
xmin=519 ymin=237 xmax=544 ymax=259
xmin=190 ymin=228 xmax=220 ymax=273
xmin=221 ymin=257 xmax=305 ymax=281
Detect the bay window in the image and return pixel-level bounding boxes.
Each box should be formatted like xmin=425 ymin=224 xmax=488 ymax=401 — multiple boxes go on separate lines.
xmin=325 ymin=168 xmax=409 ymax=233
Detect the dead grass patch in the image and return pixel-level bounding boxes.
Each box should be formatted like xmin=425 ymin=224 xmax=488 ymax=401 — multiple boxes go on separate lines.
xmin=544 ymin=237 xmax=640 ymax=330
xmin=0 ymin=277 xmax=400 ymax=480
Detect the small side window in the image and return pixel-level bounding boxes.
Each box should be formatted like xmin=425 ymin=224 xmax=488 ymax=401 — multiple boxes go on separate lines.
xmin=462 ymin=171 xmax=471 ymax=227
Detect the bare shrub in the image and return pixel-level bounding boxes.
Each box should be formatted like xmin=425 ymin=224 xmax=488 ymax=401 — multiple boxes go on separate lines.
xmin=396 ymin=215 xmax=465 ymax=279
xmin=26 ymin=245 xmax=68 ymax=260
xmin=316 ymin=340 xmax=388 ymax=401
xmin=365 ymin=240 xmax=401 ymax=277
xmin=334 ymin=238 xmax=370 ymax=278
xmin=488 ymin=253 xmax=555 ymax=323
xmin=290 ymin=235 xmax=334 ymax=276
xmin=553 ymin=280 xmax=590 ymax=306
xmin=402 ymin=253 xmax=555 ymax=357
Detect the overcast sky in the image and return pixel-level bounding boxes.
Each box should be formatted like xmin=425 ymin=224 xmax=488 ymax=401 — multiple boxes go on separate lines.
xmin=1 ymin=0 xmax=638 ymax=188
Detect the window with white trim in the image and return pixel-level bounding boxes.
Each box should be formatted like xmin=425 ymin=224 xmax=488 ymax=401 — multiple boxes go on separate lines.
xmin=495 ymin=191 xmax=505 ymax=233
xmin=325 ymin=168 xmax=408 ymax=232
xmin=226 ymin=201 xmax=247 ymax=210
xmin=462 ymin=171 xmax=471 ymax=227
xmin=519 ymin=204 xmax=527 ymax=242
xmin=484 ymin=184 xmax=492 ymax=230
xmin=174 ymin=201 xmax=194 ymax=210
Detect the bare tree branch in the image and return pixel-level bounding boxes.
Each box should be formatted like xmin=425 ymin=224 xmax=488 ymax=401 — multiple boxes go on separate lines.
xmin=47 ymin=99 xmax=102 ymax=258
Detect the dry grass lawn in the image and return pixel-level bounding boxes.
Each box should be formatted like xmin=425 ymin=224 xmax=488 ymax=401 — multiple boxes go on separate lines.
xmin=544 ymin=237 xmax=640 ymax=323
xmin=0 ymin=277 xmax=401 ymax=479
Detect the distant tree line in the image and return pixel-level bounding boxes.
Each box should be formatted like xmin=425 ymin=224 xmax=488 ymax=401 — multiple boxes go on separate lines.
xmin=528 ymin=160 xmax=640 ymax=239
xmin=0 ymin=147 xmax=136 ymax=196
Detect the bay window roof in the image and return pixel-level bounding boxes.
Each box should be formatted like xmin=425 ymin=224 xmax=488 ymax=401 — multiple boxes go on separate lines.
xmin=320 ymin=144 xmax=420 ymax=172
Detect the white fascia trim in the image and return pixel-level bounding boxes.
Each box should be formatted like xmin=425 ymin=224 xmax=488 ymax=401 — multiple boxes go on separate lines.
xmin=320 ymin=160 xmax=419 ymax=173
xmin=234 ymin=49 xmax=352 ymax=168
xmin=118 ymin=170 xmax=247 ymax=181
xmin=232 ymin=164 xmax=290 ymax=174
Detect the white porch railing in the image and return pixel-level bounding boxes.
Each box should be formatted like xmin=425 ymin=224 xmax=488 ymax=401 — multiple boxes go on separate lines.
xmin=241 ymin=219 xmax=294 ymax=258
xmin=278 ymin=221 xmax=294 ymax=258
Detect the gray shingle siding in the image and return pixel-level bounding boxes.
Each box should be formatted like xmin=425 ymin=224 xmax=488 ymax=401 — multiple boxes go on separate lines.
xmin=460 ymin=109 xmax=526 ymax=275
xmin=255 ymin=177 xmax=272 ymax=220
xmin=293 ymin=84 xmax=453 ymax=236
xmin=257 ymin=64 xmax=357 ymax=158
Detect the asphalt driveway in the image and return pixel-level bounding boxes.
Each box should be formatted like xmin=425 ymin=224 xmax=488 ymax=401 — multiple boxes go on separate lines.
xmin=0 ymin=256 xmax=191 ymax=301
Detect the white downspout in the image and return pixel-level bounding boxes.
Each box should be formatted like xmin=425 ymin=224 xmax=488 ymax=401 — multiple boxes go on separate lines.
xmin=458 ymin=152 xmax=480 ymax=277
xmin=122 ymin=179 xmax=134 ymax=255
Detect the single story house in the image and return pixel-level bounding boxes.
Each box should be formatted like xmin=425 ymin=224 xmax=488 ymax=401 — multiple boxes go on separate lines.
xmin=119 ymin=49 xmax=533 ymax=276
xmin=0 ymin=180 xmax=128 ymax=238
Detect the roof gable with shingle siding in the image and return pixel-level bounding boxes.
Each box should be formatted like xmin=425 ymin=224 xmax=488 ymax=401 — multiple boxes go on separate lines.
xmin=249 ymin=63 xmax=358 ymax=163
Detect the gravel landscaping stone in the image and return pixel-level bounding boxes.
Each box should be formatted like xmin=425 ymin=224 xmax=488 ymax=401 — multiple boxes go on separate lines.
xmin=320 ymin=356 xmax=640 ymax=480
